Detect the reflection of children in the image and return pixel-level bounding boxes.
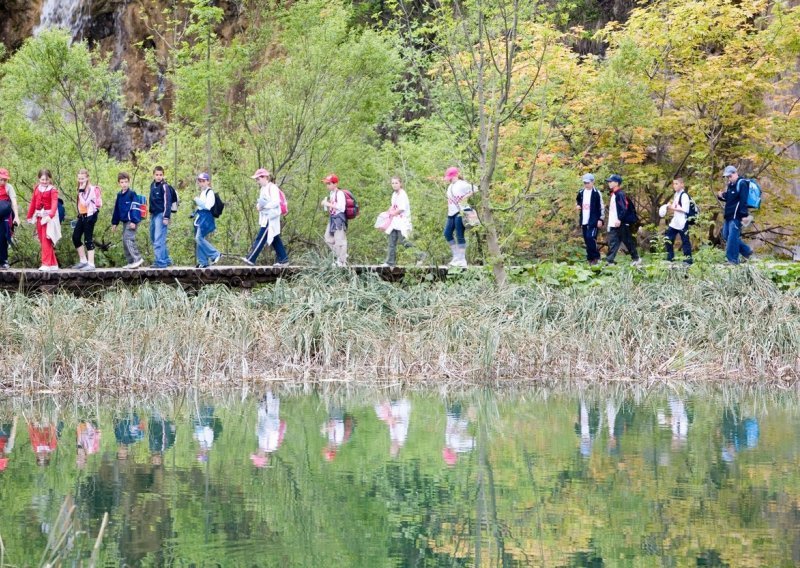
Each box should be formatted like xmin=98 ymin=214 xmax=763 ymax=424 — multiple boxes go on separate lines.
xmin=149 ymin=413 xmax=177 ymax=466
xmin=251 ymin=393 xmax=286 ymax=468
xmin=575 ymin=399 xmax=598 ymax=458
xmin=443 ymin=403 xmax=475 ymax=466
xmin=193 ymin=405 xmax=222 ymax=463
xmin=0 ymin=417 xmax=18 ymax=472
xmin=721 ymin=407 xmax=759 ymax=463
xmin=114 ymin=413 xmax=146 ymax=461
xmin=28 ymin=421 xmax=58 ymax=467
xmin=76 ymin=420 xmax=101 ymax=468
xmin=375 ymin=399 xmax=411 ymax=458
xmin=321 ymin=407 xmax=354 ymax=462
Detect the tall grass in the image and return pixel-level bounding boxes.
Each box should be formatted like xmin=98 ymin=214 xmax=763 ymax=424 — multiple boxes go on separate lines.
xmin=1 ymin=264 xmax=798 ymax=392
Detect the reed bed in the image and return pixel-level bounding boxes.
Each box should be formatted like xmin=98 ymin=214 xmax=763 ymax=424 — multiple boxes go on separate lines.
xmin=1 ymin=264 xmax=798 ymax=393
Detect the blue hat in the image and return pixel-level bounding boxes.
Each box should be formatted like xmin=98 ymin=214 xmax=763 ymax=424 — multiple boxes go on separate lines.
xmin=605 ymin=174 xmax=623 ymax=184
xmin=581 ymin=173 xmax=595 ymax=183
xmin=196 ymin=172 xmax=210 ymax=181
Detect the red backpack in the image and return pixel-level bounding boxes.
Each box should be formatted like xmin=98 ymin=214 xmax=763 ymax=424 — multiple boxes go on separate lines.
xmin=278 ymin=189 xmax=288 ymax=216
xmin=340 ymin=189 xmax=359 ymax=220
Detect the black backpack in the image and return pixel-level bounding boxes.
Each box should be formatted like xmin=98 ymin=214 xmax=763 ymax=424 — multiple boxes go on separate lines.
xmin=621 ymin=193 xmax=639 ymax=226
xmin=207 ymin=189 xmax=224 ymax=218
xmin=679 ymin=191 xmax=700 ymax=225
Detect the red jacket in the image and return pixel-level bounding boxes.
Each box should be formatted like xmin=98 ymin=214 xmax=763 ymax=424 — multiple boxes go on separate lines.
xmin=27 ymin=184 xmax=59 ymax=219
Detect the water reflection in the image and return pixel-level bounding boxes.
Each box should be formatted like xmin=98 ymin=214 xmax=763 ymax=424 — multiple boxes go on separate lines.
xmin=0 ymin=390 xmax=798 ymax=566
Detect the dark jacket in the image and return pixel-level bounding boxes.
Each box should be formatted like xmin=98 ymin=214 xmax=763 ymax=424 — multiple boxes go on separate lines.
xmin=611 ymin=189 xmax=636 ymax=226
xmin=111 ymin=190 xmax=138 ymax=225
xmin=718 ymin=178 xmax=749 ymax=221
xmin=149 ymin=180 xmax=175 ymax=219
xmin=576 ymin=187 xmax=604 ymax=227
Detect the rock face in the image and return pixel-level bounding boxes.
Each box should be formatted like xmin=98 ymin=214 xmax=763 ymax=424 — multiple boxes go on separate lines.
xmin=0 ymin=0 xmax=41 ymax=51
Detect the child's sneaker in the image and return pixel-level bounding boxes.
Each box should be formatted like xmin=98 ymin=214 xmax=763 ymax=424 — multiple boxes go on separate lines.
xmin=128 ymin=259 xmax=144 ymax=269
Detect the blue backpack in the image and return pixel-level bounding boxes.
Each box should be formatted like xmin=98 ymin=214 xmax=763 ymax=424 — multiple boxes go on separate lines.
xmin=744 ymin=178 xmax=761 ymax=210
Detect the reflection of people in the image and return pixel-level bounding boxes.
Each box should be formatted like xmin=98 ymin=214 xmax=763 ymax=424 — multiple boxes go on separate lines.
xmin=0 ymin=417 xmax=18 ymax=472
xmin=443 ymin=403 xmax=475 ymax=466
xmin=148 ymin=413 xmax=176 ymax=466
xmin=721 ymin=407 xmax=759 ymax=463
xmin=114 ymin=413 xmax=146 ymax=461
xmin=251 ymin=393 xmax=286 ymax=468
xmin=375 ymin=399 xmax=411 ymax=458
xmin=28 ymin=420 xmax=58 ymax=466
xmin=76 ymin=420 xmax=101 ymax=468
xmin=193 ymin=404 xmax=223 ymax=463
xmin=575 ymin=399 xmax=598 ymax=457
xmin=321 ymin=407 xmax=354 ymax=462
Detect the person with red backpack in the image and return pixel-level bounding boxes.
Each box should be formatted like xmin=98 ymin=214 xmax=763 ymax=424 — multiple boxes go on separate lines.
xmin=0 ymin=168 xmax=20 ymax=270
xmin=320 ymin=173 xmax=349 ymax=267
xmin=604 ymin=174 xmax=641 ymax=266
xmin=71 ymin=169 xmax=102 ymax=271
xmin=242 ymin=168 xmax=289 ymax=267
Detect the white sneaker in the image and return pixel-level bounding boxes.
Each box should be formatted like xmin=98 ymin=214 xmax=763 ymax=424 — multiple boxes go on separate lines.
xmin=38 ymin=265 xmax=49 ymax=271
xmin=631 ymin=259 xmax=643 ymax=267
xmin=210 ymin=254 xmax=221 ymax=266
xmin=451 ymin=259 xmax=468 ymax=268
xmin=128 ymin=259 xmax=144 ymax=269
xmin=241 ymin=257 xmax=254 ymax=266
xmin=80 ymin=264 xmax=96 ymax=271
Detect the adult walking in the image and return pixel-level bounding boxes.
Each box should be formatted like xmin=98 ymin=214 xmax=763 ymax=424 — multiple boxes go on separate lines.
xmin=0 ymin=168 xmax=20 ymax=269
xmin=149 ymin=166 xmax=176 ymax=269
xmin=443 ymin=167 xmax=477 ymax=267
xmin=381 ymin=176 xmax=413 ymax=267
xmin=193 ymin=172 xmax=221 ymax=268
xmin=717 ymin=165 xmax=753 ymax=265
xmin=320 ymin=173 xmax=348 ymax=267
xmin=26 ymin=168 xmax=61 ymax=271
xmin=664 ymin=176 xmax=693 ymax=265
xmin=575 ymin=173 xmax=604 ymax=265
xmin=242 ymin=168 xmax=289 ymax=267
xmin=71 ymin=169 xmax=102 ymax=271
xmin=604 ymin=174 xmax=641 ymax=266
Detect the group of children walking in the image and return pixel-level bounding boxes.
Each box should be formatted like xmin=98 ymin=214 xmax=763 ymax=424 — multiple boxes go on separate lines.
xmin=0 ymin=163 xmax=753 ymax=271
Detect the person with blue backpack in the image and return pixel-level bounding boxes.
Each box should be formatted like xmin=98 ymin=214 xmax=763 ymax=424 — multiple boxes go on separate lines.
xmin=111 ymin=172 xmax=144 ymax=269
xmin=717 ymin=165 xmax=753 ymax=265
xmin=192 ymin=172 xmax=222 ymax=268
xmin=604 ymin=174 xmax=641 ymax=266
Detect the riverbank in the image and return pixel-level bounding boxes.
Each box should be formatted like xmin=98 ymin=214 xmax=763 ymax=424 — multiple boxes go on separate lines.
xmin=1 ymin=262 xmax=798 ymax=392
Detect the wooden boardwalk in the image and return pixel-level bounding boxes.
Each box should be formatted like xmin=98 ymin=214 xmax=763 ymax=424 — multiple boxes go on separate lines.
xmin=0 ymin=264 xmax=453 ymax=293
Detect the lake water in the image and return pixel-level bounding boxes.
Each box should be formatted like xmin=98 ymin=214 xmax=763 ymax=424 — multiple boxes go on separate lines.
xmin=0 ymin=388 xmax=798 ymax=566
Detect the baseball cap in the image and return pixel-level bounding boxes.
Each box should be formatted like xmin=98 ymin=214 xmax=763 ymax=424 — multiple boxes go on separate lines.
xmin=605 ymin=174 xmax=623 ymax=184
xmin=0 ymin=168 xmax=9 ymax=180
xmin=722 ymin=165 xmax=737 ymax=177
xmin=196 ymin=172 xmax=211 ymax=181
xmin=444 ymin=167 xmax=460 ymax=181
xmin=251 ymin=168 xmax=270 ymax=179
xmin=322 ymin=174 xmax=339 ymax=184
xmin=582 ymin=173 xmax=595 ymax=183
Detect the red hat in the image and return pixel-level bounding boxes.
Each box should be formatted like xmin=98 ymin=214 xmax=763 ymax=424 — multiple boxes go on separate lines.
xmin=250 ymin=453 xmax=268 ymax=468
xmin=251 ymin=168 xmax=271 ymax=179
xmin=322 ymin=174 xmax=339 ymax=184
xmin=444 ymin=167 xmax=460 ymax=181
xmin=0 ymin=168 xmax=9 ymax=180
xmin=0 ymin=457 xmax=7 ymax=471
xmin=442 ymin=447 xmax=457 ymax=466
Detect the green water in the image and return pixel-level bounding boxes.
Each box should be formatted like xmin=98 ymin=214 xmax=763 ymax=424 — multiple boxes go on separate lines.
xmin=0 ymin=389 xmax=798 ymax=567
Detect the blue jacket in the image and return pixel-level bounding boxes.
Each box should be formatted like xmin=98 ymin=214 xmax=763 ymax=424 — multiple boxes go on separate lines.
xmin=111 ymin=190 xmax=138 ymax=225
xmin=149 ymin=180 xmax=175 ymax=219
xmin=576 ymin=187 xmax=604 ymax=227
xmin=718 ymin=178 xmax=749 ymax=221
xmin=611 ymin=189 xmax=636 ymax=226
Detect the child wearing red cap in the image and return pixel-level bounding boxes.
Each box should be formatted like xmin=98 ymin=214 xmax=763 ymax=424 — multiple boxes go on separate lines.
xmin=0 ymin=168 xmax=20 ymax=269
xmin=320 ymin=174 xmax=348 ymax=266
xmin=26 ymin=168 xmax=61 ymax=271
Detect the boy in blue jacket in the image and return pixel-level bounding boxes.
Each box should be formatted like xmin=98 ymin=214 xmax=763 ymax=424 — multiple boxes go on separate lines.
xmin=111 ymin=172 xmax=143 ymax=269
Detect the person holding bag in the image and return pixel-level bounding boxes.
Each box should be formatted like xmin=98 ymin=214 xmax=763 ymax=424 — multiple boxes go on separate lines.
xmin=26 ymin=168 xmax=61 ymax=271
xmin=443 ymin=167 xmax=477 ymax=268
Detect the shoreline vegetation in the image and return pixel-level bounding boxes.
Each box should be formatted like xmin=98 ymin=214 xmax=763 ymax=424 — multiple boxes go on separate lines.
xmin=1 ymin=259 xmax=799 ymax=393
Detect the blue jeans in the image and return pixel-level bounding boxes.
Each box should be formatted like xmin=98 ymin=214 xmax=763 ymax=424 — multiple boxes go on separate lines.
xmin=443 ymin=214 xmax=465 ymax=245
xmin=665 ymin=226 xmax=693 ymax=263
xmin=722 ymin=219 xmax=752 ymax=264
xmin=581 ymin=224 xmax=600 ymax=261
xmin=246 ymin=226 xmax=288 ymax=264
xmin=150 ymin=213 xmax=172 ymax=267
xmin=195 ymin=226 xmax=220 ymax=267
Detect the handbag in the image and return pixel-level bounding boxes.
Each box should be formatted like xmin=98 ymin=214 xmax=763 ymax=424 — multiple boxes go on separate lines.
xmin=459 ymin=204 xmax=481 ymax=228
xmin=374 ymin=211 xmax=392 ymax=231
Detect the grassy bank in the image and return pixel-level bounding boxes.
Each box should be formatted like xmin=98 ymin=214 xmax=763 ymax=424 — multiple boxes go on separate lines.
xmin=1 ymin=262 xmax=799 ymax=392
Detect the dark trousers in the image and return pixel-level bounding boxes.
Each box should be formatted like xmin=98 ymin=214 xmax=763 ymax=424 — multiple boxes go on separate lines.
xmin=665 ymin=226 xmax=692 ymax=263
xmin=386 ymin=230 xmax=414 ymax=266
xmin=443 ymin=214 xmax=466 ymax=245
xmin=605 ymin=225 xmax=639 ymax=263
xmin=246 ymin=226 xmax=288 ymax=264
xmin=581 ymin=224 xmax=600 ymax=261
xmin=72 ymin=212 xmax=98 ymax=250
xmin=0 ymin=221 xmax=9 ymax=265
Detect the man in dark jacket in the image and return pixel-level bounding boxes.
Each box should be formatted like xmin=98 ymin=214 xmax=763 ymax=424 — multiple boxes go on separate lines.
xmin=148 ymin=166 xmax=176 ymax=268
xmin=717 ymin=165 xmax=753 ymax=264
xmin=604 ymin=174 xmax=641 ymax=266
xmin=575 ymin=173 xmax=605 ymax=264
